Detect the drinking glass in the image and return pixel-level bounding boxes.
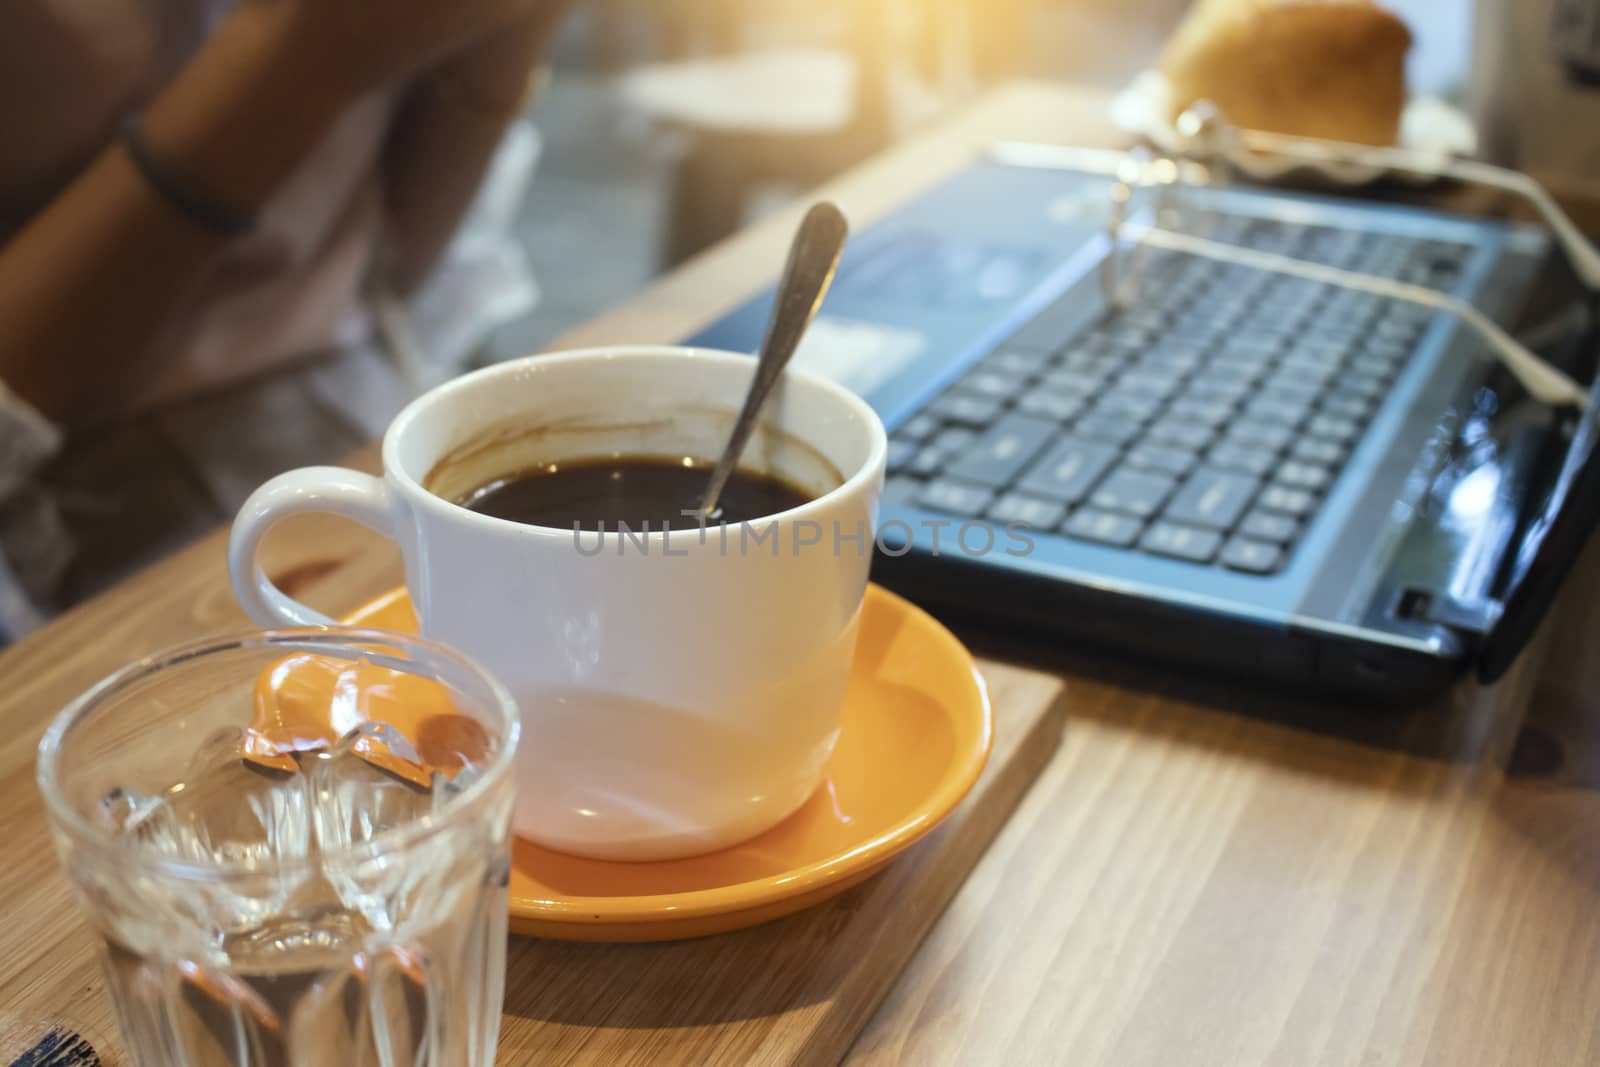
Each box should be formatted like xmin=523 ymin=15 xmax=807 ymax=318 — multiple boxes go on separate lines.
xmin=36 ymin=628 xmax=520 ymax=1067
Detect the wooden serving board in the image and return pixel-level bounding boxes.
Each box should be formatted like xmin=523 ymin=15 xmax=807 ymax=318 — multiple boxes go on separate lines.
xmin=0 ymin=514 xmax=1067 ymax=1067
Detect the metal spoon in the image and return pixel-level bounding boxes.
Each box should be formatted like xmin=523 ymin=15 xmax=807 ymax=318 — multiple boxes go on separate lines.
xmin=697 ymin=202 xmax=850 ymax=518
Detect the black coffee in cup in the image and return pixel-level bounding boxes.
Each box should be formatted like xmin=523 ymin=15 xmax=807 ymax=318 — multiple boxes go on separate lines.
xmin=458 ymin=456 xmax=811 ymax=529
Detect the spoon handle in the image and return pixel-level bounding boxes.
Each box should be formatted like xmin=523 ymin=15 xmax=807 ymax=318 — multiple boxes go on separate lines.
xmin=699 ymin=202 xmax=850 ymax=517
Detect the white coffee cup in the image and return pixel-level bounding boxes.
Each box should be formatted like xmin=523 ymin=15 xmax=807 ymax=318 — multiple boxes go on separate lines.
xmin=229 ymin=346 xmax=886 ymax=861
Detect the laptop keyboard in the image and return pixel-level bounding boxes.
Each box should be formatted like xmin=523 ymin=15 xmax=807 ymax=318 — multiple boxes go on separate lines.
xmin=884 ymin=217 xmax=1473 ymax=575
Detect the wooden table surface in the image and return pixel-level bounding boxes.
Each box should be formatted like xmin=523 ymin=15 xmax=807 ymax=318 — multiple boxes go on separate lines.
xmin=3 ymin=82 xmax=1599 ymax=1066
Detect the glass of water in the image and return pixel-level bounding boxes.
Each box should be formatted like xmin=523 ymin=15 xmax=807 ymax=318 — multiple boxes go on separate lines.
xmin=36 ymin=628 xmax=520 ymax=1067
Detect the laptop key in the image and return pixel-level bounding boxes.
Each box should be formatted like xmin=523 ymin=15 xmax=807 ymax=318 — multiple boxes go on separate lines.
xmin=1338 ymin=372 xmax=1389 ymax=401
xmin=1138 ymin=345 xmax=1207 ymax=374
xmin=1234 ymin=324 xmax=1295 ymax=350
xmin=1147 ymin=420 xmax=1215 ymax=451
xmin=887 ymin=438 xmax=920 ymax=472
xmin=1216 ymin=287 xmax=1267 ymax=313
xmin=1137 ymin=353 xmax=1204 ymax=378
xmin=1125 ymin=443 xmax=1197 ymax=477
xmin=1089 ymin=468 xmax=1177 ymax=518
xmin=1170 ymin=311 xmax=1231 ymax=343
xmin=1275 ymin=461 xmax=1334 ymax=493
xmin=1275 ymin=280 xmax=1324 ymax=304
xmin=1098 ymin=323 xmax=1158 ymax=349
xmin=1111 ymin=307 xmax=1169 ymax=332
xmin=1169 ymin=398 xmax=1236 ymax=428
xmin=1206 ymin=443 xmax=1276 ymax=477
xmin=1080 ymin=333 xmax=1143 ymax=360
xmin=1244 ymin=307 xmax=1310 ymax=331
xmin=1203 ymin=362 xmax=1266 ymax=389
xmin=1297 ymin=337 xmax=1355 ymax=364
xmin=946 ymin=414 xmax=1058 ymax=487
xmin=916 ymin=479 xmax=995 ymax=517
xmin=987 ymin=492 xmax=1067 ymax=531
xmin=897 ymin=413 xmax=941 ymax=442
xmin=1186 ymin=380 xmax=1253 ymax=408
xmin=1058 ymin=340 xmax=1125 ymax=366
xmin=1319 ymin=392 xmax=1373 ymax=421
xmin=1280 ymin=344 xmax=1345 ymax=370
xmin=1351 ymin=354 xmax=1402 ymax=381
xmin=1205 ymin=352 xmax=1267 ymax=380
xmin=1252 ymin=302 xmax=1315 ymax=326
xmin=1290 ymin=437 xmax=1344 ymax=466
xmin=1075 ymin=412 xmax=1145 ymax=446
xmin=1272 ymin=360 xmax=1339 ymax=392
xmin=1260 ymin=372 xmax=1322 ymax=402
xmin=1096 ymin=391 xmax=1164 ymax=422
xmin=1163 ymin=467 xmax=1259 ymax=529
xmin=1117 ymin=372 xmax=1185 ymax=401
xmin=1257 ymin=484 xmax=1317 ymax=518
xmin=1016 ymin=389 xmax=1087 ymax=423
xmin=1041 ymin=365 xmax=1113 ymax=393
xmin=1224 ymin=420 xmax=1294 ymax=453
xmin=1306 ymin=320 xmax=1363 ymax=345
xmin=1306 ymin=414 xmax=1362 ymax=445
xmin=1063 ymin=508 xmax=1144 ymax=548
xmin=961 ymin=370 xmax=1025 ymax=401
xmin=1016 ymin=437 xmax=1120 ymax=504
xmin=1361 ymin=336 xmax=1412 ymax=364
xmin=928 ymin=391 xmax=1003 ymax=426
xmin=908 ymin=446 xmax=947 ymax=478
xmin=981 ymin=348 xmax=1051 ymax=378
xmin=1219 ymin=338 xmax=1282 ymax=363
xmin=1244 ymin=393 xmax=1314 ymax=426
xmin=1140 ymin=521 xmax=1223 ymax=563
xmin=1220 ymin=537 xmax=1284 ymax=574
xmin=935 ymin=427 xmax=978 ymax=453
xmin=1105 ymin=323 xmax=1166 ymax=349
xmin=1240 ymin=509 xmax=1299 ymax=544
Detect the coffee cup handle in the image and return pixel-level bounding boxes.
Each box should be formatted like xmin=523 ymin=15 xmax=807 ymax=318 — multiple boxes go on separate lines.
xmin=228 ymin=467 xmax=397 ymax=628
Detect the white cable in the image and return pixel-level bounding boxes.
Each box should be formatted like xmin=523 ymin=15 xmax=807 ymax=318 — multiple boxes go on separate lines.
xmin=1230 ymin=128 xmax=1600 ymax=292
xmin=1132 ymin=226 xmax=1589 ymax=409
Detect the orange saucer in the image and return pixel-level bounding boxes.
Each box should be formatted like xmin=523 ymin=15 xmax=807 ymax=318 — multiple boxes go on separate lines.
xmin=341 ymin=584 xmax=992 ymax=941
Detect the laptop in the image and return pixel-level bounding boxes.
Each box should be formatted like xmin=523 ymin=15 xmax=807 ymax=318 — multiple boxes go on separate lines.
xmin=686 ymin=147 xmax=1600 ymax=701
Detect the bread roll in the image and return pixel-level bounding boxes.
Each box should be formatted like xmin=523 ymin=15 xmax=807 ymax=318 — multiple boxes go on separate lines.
xmin=1160 ymin=0 xmax=1411 ymax=146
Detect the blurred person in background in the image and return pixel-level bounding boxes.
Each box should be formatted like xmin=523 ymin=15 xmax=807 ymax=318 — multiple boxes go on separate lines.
xmin=0 ymin=0 xmax=575 ymax=641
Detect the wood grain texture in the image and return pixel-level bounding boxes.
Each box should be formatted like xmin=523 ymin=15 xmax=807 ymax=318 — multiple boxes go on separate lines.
xmin=846 ymin=552 xmax=1600 ymax=1067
